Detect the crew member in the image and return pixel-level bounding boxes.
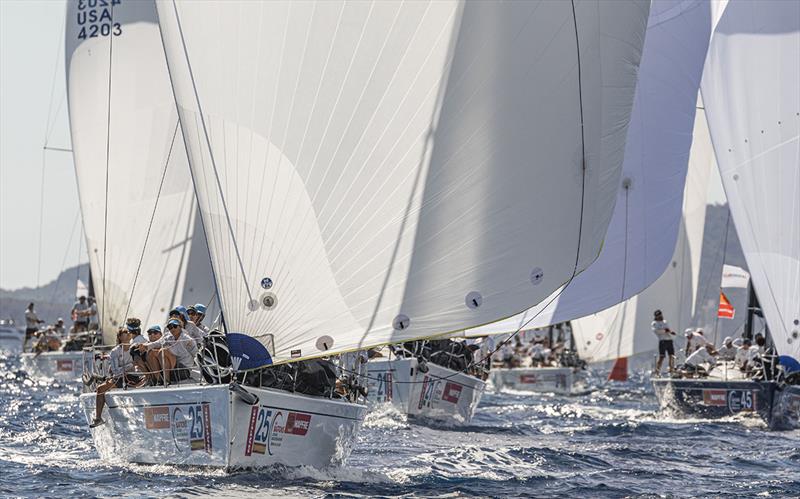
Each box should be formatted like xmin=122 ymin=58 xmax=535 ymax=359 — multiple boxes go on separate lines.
xmin=23 ymin=302 xmax=44 ymax=351
xmin=652 ymin=309 xmax=675 ymax=376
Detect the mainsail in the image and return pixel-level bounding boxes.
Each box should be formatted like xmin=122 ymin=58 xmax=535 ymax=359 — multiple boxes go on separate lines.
xmin=465 ymin=0 xmax=713 ymax=338
xmin=156 ymin=0 xmax=649 ymax=365
xmin=65 ymin=0 xmax=216 ymax=342
xmin=701 ymin=0 xmax=800 ymax=358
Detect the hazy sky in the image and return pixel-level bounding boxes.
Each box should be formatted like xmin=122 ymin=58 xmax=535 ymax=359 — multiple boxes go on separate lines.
xmin=1 ymin=0 xmax=84 ymax=291
xmin=0 ymin=0 xmax=728 ymax=291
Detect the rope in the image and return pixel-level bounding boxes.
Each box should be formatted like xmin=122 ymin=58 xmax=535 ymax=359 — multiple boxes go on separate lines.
xmin=712 ymin=209 xmax=732 ymax=344
xmin=121 ymin=121 xmax=181 ymax=321
xmin=171 ymin=0 xmax=253 ymax=302
xmin=48 ymin=211 xmax=81 ymax=304
xmin=100 ymin=3 xmax=117 ymax=331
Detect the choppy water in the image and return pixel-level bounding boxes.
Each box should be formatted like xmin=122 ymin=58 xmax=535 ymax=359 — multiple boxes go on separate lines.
xmin=1 ymin=349 xmax=798 ymax=498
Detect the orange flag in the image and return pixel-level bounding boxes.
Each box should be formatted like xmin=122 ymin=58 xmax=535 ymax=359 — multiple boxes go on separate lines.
xmin=718 ymin=291 xmax=735 ymax=319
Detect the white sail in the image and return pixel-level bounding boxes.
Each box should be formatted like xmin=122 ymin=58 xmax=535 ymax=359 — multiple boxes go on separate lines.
xmin=572 ymin=102 xmax=715 ymax=364
xmin=702 ymin=0 xmax=800 ymax=357
xmin=465 ymin=0 xmax=713 ymax=339
xmin=156 ymin=0 xmax=649 ymax=365
xmin=66 ymin=0 xmax=215 ymax=341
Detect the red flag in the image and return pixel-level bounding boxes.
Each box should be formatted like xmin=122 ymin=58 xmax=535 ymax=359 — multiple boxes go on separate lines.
xmin=718 ymin=291 xmax=735 ymax=319
xmin=608 ymin=357 xmax=628 ymax=382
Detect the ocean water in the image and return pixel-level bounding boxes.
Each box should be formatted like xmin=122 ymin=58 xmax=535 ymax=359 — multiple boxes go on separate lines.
xmin=1 ymin=350 xmax=798 ymax=498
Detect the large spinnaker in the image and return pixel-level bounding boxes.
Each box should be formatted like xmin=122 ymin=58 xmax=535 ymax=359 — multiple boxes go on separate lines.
xmin=702 ymin=0 xmax=800 ymax=357
xmin=66 ymin=0 xmax=215 ymax=342
xmin=465 ymin=0 xmax=713 ymax=339
xmin=572 ymin=105 xmax=714 ymax=364
xmin=157 ymin=0 xmax=649 ymax=364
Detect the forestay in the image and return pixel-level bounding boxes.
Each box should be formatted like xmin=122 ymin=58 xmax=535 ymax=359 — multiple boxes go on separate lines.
xmin=156 ymin=0 xmax=649 ymax=365
xmin=572 ymin=104 xmax=715 ymax=363
xmin=465 ymin=0 xmax=712 ymax=339
xmin=66 ymin=0 xmax=216 ymax=342
xmin=701 ymin=0 xmax=800 ymax=357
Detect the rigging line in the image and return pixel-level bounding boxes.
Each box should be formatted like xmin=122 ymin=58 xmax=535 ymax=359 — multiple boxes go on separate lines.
xmin=49 ymin=211 xmax=81 ymax=304
xmin=158 ymin=4 xmax=228 ymax=333
xmin=122 ymin=121 xmax=180 ymax=321
xmin=171 ymin=1 xmax=253 ymax=303
xmin=36 ymin=150 xmax=47 ymax=287
xmin=101 ymin=2 xmax=116 ymax=331
xmin=43 ymin=146 xmax=72 ymax=153
xmin=614 ymin=183 xmax=631 ymax=360
xmin=43 ymin=7 xmax=66 ymax=149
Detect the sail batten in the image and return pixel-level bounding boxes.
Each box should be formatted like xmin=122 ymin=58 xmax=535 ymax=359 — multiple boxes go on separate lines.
xmin=157 ymin=0 xmax=649 ymax=364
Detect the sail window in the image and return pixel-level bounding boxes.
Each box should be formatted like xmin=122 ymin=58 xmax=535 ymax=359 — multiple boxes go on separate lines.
xmin=530 ymin=268 xmax=544 ymax=286
xmin=465 ymin=292 xmax=483 ymax=310
xmin=316 ymin=335 xmax=334 ymax=351
xmin=261 ymin=293 xmax=277 ymax=310
xmin=393 ymin=315 xmax=410 ymax=331
xmin=260 ymin=277 xmax=273 ymax=290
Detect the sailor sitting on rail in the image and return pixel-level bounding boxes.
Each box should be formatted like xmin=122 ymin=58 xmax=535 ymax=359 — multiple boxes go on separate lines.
xmin=33 ymin=326 xmax=62 ymax=353
xmin=187 ymin=304 xmax=210 ymax=336
xmin=134 ymin=318 xmax=198 ymax=385
xmin=52 ymin=318 xmax=66 ymax=338
xmin=717 ymin=337 xmax=737 ymax=361
xmin=172 ymin=306 xmax=206 ymax=346
xmin=681 ymin=344 xmax=717 ymax=377
xmin=530 ymin=341 xmax=551 ymax=368
xmin=90 ymin=327 xmax=144 ymax=428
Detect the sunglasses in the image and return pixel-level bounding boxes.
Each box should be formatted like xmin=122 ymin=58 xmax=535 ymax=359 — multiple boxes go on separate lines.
xmin=167 ymin=324 xmax=180 ymax=330
xmin=147 ymin=330 xmax=160 ymax=335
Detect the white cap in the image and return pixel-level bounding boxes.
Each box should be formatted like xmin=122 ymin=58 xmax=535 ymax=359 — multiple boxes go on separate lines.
xmin=684 ymin=328 xmax=695 ymax=336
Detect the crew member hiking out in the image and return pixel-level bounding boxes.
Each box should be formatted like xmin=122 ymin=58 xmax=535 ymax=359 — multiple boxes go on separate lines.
xmin=652 ymin=309 xmax=676 ymax=377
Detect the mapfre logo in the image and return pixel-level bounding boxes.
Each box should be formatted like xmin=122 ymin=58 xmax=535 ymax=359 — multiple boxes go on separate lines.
xmin=284 ymin=412 xmax=311 ymax=435
xmin=442 ymin=382 xmax=462 ymax=404
xmin=144 ymin=406 xmax=171 ymax=429
xmin=702 ymin=389 xmax=727 ymax=406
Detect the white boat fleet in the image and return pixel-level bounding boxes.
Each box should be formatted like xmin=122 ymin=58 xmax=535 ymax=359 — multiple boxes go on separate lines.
xmin=9 ymin=0 xmax=797 ymax=472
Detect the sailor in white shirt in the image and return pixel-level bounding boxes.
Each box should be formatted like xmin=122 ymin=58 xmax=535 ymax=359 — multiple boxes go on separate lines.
xmin=135 ymin=319 xmax=198 ymax=384
xmin=735 ymin=338 xmax=759 ymax=373
xmin=23 ymin=302 xmax=44 ymax=351
xmin=684 ymin=344 xmax=717 ymax=376
xmin=188 ymin=304 xmax=211 ymax=336
xmin=685 ymin=329 xmax=711 ymax=356
xmin=652 ymin=309 xmax=676 ymax=376
xmin=717 ymin=337 xmax=737 ymax=361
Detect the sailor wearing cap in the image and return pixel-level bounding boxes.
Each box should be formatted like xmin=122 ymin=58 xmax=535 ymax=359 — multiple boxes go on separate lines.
xmin=135 ymin=318 xmax=198 ymax=385
xmin=188 ymin=303 xmax=210 ymax=336
xmin=685 ymin=328 xmax=711 ymax=357
xmin=652 ymin=309 xmax=676 ymax=376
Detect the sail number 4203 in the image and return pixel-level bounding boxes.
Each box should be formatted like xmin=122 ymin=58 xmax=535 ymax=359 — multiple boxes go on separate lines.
xmin=76 ymin=0 xmax=123 ymax=40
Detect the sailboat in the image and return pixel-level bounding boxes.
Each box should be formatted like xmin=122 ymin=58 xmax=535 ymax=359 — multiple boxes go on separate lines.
xmin=68 ymin=0 xmax=652 ymax=469
xmin=652 ymin=0 xmax=800 ymax=429
xmin=452 ymin=0 xmax=714 ymax=395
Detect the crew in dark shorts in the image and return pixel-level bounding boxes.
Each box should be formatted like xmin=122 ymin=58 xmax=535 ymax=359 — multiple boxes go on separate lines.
xmin=652 ymin=309 xmax=676 ymax=376
xmin=23 ymin=303 xmax=44 ymax=352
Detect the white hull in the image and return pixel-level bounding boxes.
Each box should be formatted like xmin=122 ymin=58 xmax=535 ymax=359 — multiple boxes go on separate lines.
xmin=80 ymin=384 xmax=366 ymax=469
xmin=489 ymin=367 xmax=578 ymax=394
xmin=366 ymin=358 xmax=485 ymax=423
xmin=21 ymin=351 xmax=85 ymax=380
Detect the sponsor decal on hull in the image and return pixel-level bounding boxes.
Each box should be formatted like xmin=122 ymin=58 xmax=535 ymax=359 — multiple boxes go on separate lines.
xmin=56 ymin=359 xmax=75 ymax=372
xmin=244 ymin=406 xmax=313 ymax=457
xmin=142 ymin=403 xmax=212 ymax=453
xmin=520 ymin=374 xmax=537 ymax=384
xmin=702 ymin=389 xmax=727 ymax=406
xmin=442 ymin=382 xmax=462 ymax=404
xmin=371 ymin=371 xmax=393 ymax=402
xmin=701 ymin=388 xmax=757 ymax=412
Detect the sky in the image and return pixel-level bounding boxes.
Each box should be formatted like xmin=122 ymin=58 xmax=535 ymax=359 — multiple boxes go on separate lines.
xmin=0 ymin=0 xmax=729 ymax=292
xmin=1 ymin=1 xmax=84 ymax=291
